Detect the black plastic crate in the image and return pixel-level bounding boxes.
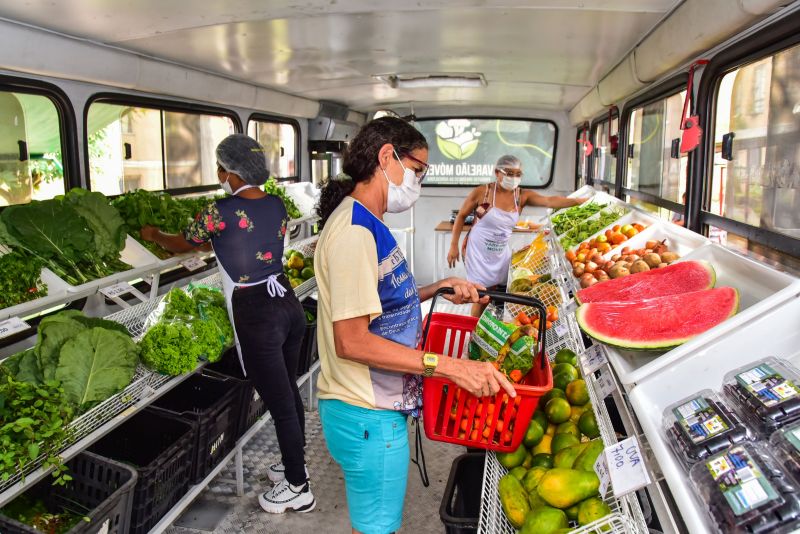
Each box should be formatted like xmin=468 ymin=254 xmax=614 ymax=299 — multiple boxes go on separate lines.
xmin=0 ymin=452 xmax=137 ymax=534
xmin=440 ymin=453 xmax=485 ymax=534
xmin=206 ymin=356 xmax=267 ymax=439
xmin=297 ymin=298 xmax=318 ymax=377
xmin=89 ymin=409 xmax=195 ymax=534
xmin=149 ymin=371 xmax=242 ymax=484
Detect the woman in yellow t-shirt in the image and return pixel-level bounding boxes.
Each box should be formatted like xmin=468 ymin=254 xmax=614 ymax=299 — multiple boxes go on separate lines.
xmin=314 ymin=117 xmax=516 ymax=534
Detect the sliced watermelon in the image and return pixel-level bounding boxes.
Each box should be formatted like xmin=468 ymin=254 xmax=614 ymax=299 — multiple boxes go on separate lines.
xmin=576 ymin=287 xmax=739 ymax=350
xmin=576 ymin=260 xmax=716 ymax=304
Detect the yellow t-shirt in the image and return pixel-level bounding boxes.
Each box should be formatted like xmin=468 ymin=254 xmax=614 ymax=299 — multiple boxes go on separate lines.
xmin=314 ymin=197 xmax=423 ymax=412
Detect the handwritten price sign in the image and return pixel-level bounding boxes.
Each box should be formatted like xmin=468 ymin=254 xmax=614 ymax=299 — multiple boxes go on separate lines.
xmin=581 ymin=346 xmax=607 ymax=375
xmin=604 ymin=436 xmax=652 ymax=497
xmin=0 ymin=317 xmax=30 ymax=340
xmin=181 ymin=257 xmax=207 ymax=271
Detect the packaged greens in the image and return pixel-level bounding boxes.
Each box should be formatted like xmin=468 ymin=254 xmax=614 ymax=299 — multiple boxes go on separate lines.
xmin=467 ymin=305 xmax=537 ymax=382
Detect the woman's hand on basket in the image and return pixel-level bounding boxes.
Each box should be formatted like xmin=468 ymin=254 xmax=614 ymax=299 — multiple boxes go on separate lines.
xmin=437 ymin=278 xmax=489 ymax=305
xmin=438 ymin=357 xmax=516 ymax=399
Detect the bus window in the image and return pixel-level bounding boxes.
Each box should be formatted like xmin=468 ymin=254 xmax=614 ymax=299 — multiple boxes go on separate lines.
xmin=87 ymin=102 xmax=235 ymax=195
xmin=576 ymin=125 xmax=590 ymax=189
xmin=591 ymin=116 xmax=618 ymax=189
xmin=0 ymin=91 xmax=65 ymax=206
xmin=708 ymin=42 xmax=800 ymax=268
xmin=246 ymin=119 xmax=299 ymax=180
xmin=414 ymin=118 xmax=556 ymax=187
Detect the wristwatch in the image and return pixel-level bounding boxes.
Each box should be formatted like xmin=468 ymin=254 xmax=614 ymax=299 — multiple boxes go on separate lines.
xmin=423 ymin=352 xmax=439 ymax=377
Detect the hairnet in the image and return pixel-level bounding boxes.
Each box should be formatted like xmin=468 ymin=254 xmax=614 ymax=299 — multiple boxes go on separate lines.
xmin=496 ymin=154 xmax=522 ymax=170
xmin=216 ymin=134 xmax=270 ymax=186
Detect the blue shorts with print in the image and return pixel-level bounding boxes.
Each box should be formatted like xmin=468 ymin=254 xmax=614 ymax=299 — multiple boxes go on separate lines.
xmin=319 ymin=399 xmax=409 ymax=534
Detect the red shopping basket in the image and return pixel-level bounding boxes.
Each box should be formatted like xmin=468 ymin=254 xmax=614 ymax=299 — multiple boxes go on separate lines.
xmin=421 ymin=289 xmax=552 ymax=452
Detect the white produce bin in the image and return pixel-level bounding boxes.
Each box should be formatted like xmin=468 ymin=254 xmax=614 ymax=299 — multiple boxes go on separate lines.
xmin=562 ymin=208 xmax=660 ymax=253
xmin=65 ymin=235 xmax=161 ymax=293
xmin=0 ymin=267 xmax=71 ymax=321
xmin=604 ymin=242 xmax=800 ymax=387
xmin=628 ymin=293 xmax=800 ymax=534
xmin=600 ymin=220 xmax=710 ymax=262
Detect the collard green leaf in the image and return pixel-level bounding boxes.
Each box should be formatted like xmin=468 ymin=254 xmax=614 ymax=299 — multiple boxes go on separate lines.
xmin=1 ymin=199 xmax=92 ymax=261
xmin=15 ymin=350 xmax=43 ymax=384
xmin=65 ymin=189 xmax=127 ymax=258
xmin=54 ymin=327 xmax=139 ymax=411
xmin=35 ymin=315 xmax=87 ymax=381
xmin=71 ymin=316 xmax=131 ymax=337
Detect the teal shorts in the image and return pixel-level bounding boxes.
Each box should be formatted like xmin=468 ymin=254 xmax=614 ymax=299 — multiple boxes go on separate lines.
xmin=319 ymin=399 xmax=409 ymax=534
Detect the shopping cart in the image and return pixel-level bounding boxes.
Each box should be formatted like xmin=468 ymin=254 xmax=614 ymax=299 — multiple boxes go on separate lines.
xmin=420 ymin=288 xmax=553 ymax=452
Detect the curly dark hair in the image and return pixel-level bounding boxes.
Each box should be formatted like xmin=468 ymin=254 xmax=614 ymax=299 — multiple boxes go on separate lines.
xmin=316 ymin=117 xmax=427 ymax=228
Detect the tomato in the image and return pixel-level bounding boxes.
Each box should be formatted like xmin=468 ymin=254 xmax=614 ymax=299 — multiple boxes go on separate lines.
xmin=482 ymin=426 xmax=492 ymax=439
xmin=605 ymin=229 xmax=613 ymax=239
xmin=546 ymin=320 xmax=553 ymax=329
xmin=610 ymin=232 xmax=627 ymax=245
xmin=623 ymin=227 xmax=638 ymax=238
xmin=597 ymin=242 xmax=612 ymax=253
xmin=516 ymin=312 xmax=530 ymax=325
xmin=596 ymin=234 xmax=608 ymax=243
xmin=470 ymin=429 xmax=479 ymax=441
xmin=460 ymin=419 xmax=469 ymax=432
xmin=502 ymin=430 xmax=514 ymax=444
xmin=565 ymin=250 xmax=576 ymax=262
xmin=612 ymin=225 xmax=621 ymax=232
xmin=633 ymin=223 xmax=645 ymax=232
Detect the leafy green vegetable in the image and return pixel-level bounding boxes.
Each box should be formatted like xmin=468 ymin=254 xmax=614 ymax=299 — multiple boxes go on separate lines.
xmin=263 ymin=178 xmax=302 ymax=219
xmin=191 ymin=320 xmax=225 ymax=363
xmin=139 ymin=321 xmax=201 ymax=375
xmin=55 ymin=328 xmax=139 ymax=411
xmin=64 ymin=188 xmax=127 ymax=259
xmin=162 ymin=288 xmax=197 ymax=319
xmin=552 ymin=201 xmax=605 ymax=236
xmin=1 ymin=494 xmax=86 ymax=534
xmin=202 ymin=305 xmax=234 ymax=349
xmin=0 ymin=250 xmax=47 ymax=308
xmin=0 ymin=373 xmax=74 ymax=485
xmin=559 ymin=207 xmax=627 ymax=249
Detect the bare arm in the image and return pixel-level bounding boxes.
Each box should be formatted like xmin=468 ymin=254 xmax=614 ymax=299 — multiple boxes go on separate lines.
xmin=448 ymin=187 xmax=482 ymax=268
xmin=140 ymin=225 xmax=197 ymax=253
xmin=522 ymin=191 xmax=588 ymax=209
xmin=333 ymin=316 xmax=515 ymax=398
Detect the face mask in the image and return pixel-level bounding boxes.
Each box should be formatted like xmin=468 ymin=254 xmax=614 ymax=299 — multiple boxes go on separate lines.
xmin=499 ymin=170 xmax=522 ymax=191
xmin=220 ymin=175 xmax=234 ymax=195
xmin=381 ymin=149 xmax=422 ymax=213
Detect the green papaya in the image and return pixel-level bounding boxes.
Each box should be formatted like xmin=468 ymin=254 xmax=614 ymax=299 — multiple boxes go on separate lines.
xmin=509 ymin=466 xmax=527 ymax=481
xmin=497 ymin=444 xmax=527 ymax=470
xmin=498 ymin=473 xmax=529 ymax=529
xmin=551 ymin=433 xmax=580 ymax=453
xmin=573 ymin=439 xmax=604 ymax=472
xmin=520 ymin=506 xmax=568 ymax=534
xmin=554 ymin=442 xmax=588 ymax=469
xmin=537 ymin=468 xmax=600 ymax=509
xmin=521 ymin=466 xmax=548 ymax=495
xmin=565 ymin=503 xmax=580 ymax=521
xmin=528 ymin=487 xmax=548 ymax=510
xmin=578 ymin=497 xmax=613 ymax=527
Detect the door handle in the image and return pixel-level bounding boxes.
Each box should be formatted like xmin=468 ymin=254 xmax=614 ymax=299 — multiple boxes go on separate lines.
xmin=721 ymin=132 xmax=735 ymax=161
xmin=18 ymin=140 xmax=28 ymax=162
xmin=124 ymin=142 xmax=132 ymax=160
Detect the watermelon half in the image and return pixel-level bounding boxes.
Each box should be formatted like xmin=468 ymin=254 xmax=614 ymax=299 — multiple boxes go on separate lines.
xmin=576 ymin=287 xmax=740 ymax=350
xmin=576 ymin=260 xmax=716 ymax=304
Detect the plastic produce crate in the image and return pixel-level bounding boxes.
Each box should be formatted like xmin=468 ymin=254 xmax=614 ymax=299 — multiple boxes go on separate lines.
xmin=0 ymin=452 xmax=137 ymax=534
xmin=298 ymin=298 xmax=318 ymax=376
xmin=149 ymin=371 xmax=242 ymax=484
xmin=440 ymin=453 xmax=485 ymax=533
xmin=207 ymin=354 xmax=267 ymax=439
xmin=89 ymin=409 xmax=195 ymax=534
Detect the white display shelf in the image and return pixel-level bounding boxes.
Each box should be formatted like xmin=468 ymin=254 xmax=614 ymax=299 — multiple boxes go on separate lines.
xmin=628 ymin=293 xmax=800 ymax=534
xmin=64 ymin=235 xmax=161 ymax=294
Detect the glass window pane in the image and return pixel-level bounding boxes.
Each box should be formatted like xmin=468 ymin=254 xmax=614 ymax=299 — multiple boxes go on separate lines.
xmin=414 ymin=118 xmax=556 ymax=187
xmin=576 ymin=127 xmax=589 ymax=188
xmin=707 ymin=225 xmax=800 ymax=276
xmin=710 ymin=43 xmax=800 ymax=241
xmin=247 ymin=120 xmax=298 ymax=178
xmin=164 ymin=111 xmax=234 ymax=189
xmin=592 ymin=118 xmax=617 ymax=184
xmin=0 ymin=91 xmax=65 ymax=206
xmin=627 ymin=196 xmax=684 ymax=225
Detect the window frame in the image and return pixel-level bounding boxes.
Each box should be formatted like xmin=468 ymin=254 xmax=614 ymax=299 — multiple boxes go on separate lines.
xmin=246 ymin=112 xmax=302 ymax=182
xmin=618 ymin=73 xmax=690 ymax=218
xmin=588 ymin=109 xmax=619 ymax=193
xmin=0 ymin=74 xmax=79 ymax=197
xmin=83 ymin=93 xmax=242 ymax=196
xmin=692 ymin=9 xmax=800 ymax=257
xmin=414 ymin=116 xmax=559 ymax=189
xmin=575 ymin=123 xmax=590 ymax=190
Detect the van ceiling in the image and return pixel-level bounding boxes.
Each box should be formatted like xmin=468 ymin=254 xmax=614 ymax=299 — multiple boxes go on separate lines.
xmin=0 ymin=0 xmax=681 ymax=113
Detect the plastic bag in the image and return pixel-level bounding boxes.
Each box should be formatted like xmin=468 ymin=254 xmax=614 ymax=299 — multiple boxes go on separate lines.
xmin=467 ymin=304 xmax=537 ymax=382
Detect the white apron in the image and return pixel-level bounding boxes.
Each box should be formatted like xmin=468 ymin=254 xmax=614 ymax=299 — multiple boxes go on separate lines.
xmin=464 ymin=184 xmax=520 ymax=288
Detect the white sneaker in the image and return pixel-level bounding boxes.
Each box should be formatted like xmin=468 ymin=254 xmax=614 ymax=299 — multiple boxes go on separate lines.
xmin=258 ymin=479 xmax=315 ymax=514
xmin=267 ymin=462 xmax=309 ymax=484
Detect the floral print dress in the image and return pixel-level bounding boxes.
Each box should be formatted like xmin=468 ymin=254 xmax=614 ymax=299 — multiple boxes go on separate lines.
xmin=184 ymin=195 xmax=289 ymax=284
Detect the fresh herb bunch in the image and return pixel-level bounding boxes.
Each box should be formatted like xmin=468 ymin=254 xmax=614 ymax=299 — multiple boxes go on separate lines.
xmin=191 ymin=320 xmax=225 ymax=363
xmin=1 ymin=494 xmax=87 ymax=534
xmin=559 ymin=208 xmax=628 ymax=249
xmin=202 ymin=305 xmax=234 ymax=349
xmin=139 ymin=321 xmax=202 ymax=376
xmin=161 ymin=288 xmax=197 ymax=319
xmin=0 ymin=250 xmax=47 ymax=308
xmin=263 ymin=178 xmax=302 ymax=219
xmin=552 ymin=201 xmax=605 ymax=236
xmin=0 ymin=190 xmax=131 ymax=286
xmin=0 ymin=372 xmax=75 ymax=486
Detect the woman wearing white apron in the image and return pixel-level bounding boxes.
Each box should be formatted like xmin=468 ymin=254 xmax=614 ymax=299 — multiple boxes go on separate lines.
xmin=448 ymin=155 xmax=586 ymax=315
xmin=140 ymin=134 xmax=314 ymax=515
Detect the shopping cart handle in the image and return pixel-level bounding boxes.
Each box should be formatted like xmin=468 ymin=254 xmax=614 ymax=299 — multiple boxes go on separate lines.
xmin=422 ymin=287 xmax=548 ymax=368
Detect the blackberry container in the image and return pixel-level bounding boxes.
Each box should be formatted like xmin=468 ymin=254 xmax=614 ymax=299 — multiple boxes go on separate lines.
xmin=770 ymin=423 xmax=800 ymax=483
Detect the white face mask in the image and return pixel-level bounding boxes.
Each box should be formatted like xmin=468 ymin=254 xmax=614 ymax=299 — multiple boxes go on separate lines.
xmin=381 ymin=149 xmax=422 ymax=213
xmin=499 ymin=170 xmax=522 ymax=190
xmin=220 ymin=175 xmax=234 ymax=195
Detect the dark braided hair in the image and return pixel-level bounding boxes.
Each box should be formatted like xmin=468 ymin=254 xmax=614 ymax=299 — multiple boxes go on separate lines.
xmin=316 ymin=117 xmax=427 ymax=228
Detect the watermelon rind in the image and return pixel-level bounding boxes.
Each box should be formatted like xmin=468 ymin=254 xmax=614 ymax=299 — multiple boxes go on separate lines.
xmin=576 ymin=287 xmax=739 ymax=350
xmin=575 ymin=260 xmax=717 ymax=305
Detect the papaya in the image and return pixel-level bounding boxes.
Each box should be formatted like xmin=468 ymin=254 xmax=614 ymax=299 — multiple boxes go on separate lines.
xmin=497 ymin=444 xmax=527 ymax=469
xmin=522 ymin=466 xmax=548 ymax=495
xmin=551 ymin=433 xmax=580 ymax=453
xmin=545 ymin=423 xmax=557 ymax=437
xmin=509 ymin=466 xmax=527 ymax=481
xmin=554 ymin=442 xmax=588 ymax=469
xmin=520 ymin=506 xmax=568 ymax=534
xmin=555 ymin=421 xmax=580 ymax=439
xmin=498 ymin=473 xmax=529 ymax=529
xmin=532 ymin=434 xmax=552 ymax=455
xmin=528 ymin=488 xmax=548 ymax=510
xmin=523 ymin=420 xmax=545 ymax=448
xmin=522 ymin=451 xmax=534 ymax=469
xmin=552 ymin=530 xmax=573 ymax=534
xmin=537 ymin=468 xmax=600 ymax=509
xmin=565 ymin=504 xmax=580 ymax=521
xmin=574 ymin=439 xmax=604 ymax=472
xmin=578 ymin=497 xmax=613 ymax=527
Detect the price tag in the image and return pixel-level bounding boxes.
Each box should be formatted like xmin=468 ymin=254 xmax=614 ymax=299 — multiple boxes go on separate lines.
xmin=594 ymin=452 xmax=611 ymax=497
xmin=581 ymin=346 xmax=608 ymax=375
xmin=100 ymin=281 xmax=134 ymax=299
xmin=181 ymin=256 xmax=207 ymax=271
xmin=0 ymin=317 xmax=30 ymax=340
xmin=97 ymin=518 xmax=110 ymax=534
xmin=554 ymin=323 xmax=568 ymax=337
xmin=596 ymin=370 xmax=616 ymax=399
xmin=564 ymin=299 xmax=578 ymax=314
xmin=604 ymin=436 xmax=652 ymax=497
